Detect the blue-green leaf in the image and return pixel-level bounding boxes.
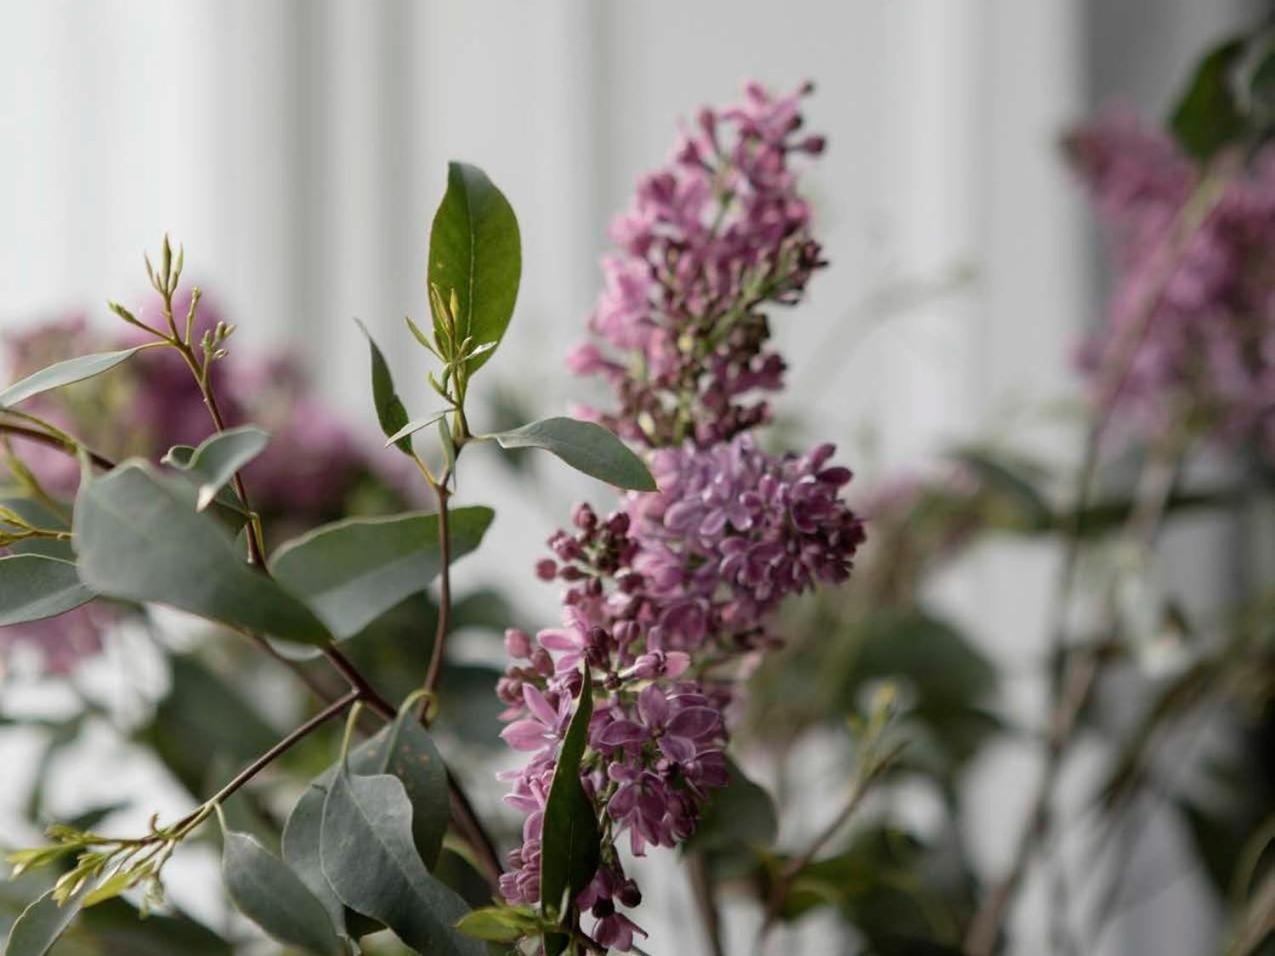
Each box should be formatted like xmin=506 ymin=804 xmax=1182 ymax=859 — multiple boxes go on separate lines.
xmin=269 ymin=507 xmax=494 ymax=640
xmin=0 ymin=555 xmax=93 ymax=626
xmin=2 ymin=887 xmax=87 ymax=956
xmin=319 ymin=773 xmax=484 ymax=956
xmin=73 ymin=461 xmax=328 ymax=645
xmin=538 ymin=667 xmax=600 ymax=923
xmin=0 ymin=348 xmax=144 ymax=409
xmin=491 ymin=417 xmax=655 ymax=491
xmin=161 ymin=426 xmax=269 ymax=511
xmin=220 ymin=827 xmax=344 ymax=956
xmin=428 ymin=162 xmax=521 ymax=374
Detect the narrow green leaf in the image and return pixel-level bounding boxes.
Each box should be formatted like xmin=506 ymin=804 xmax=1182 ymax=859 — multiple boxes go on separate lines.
xmin=73 ymin=461 xmax=328 ymax=645
xmin=539 ymin=667 xmax=600 ymax=922
xmin=355 ymin=319 xmax=413 ymax=455
xmin=319 ymin=773 xmax=484 ymax=956
xmin=0 ymin=348 xmax=144 ymax=408
xmin=221 ymin=827 xmax=344 ymax=956
xmin=383 ymin=413 xmax=448 ymax=449
xmin=491 ymin=417 xmax=655 ymax=491
xmin=455 ymin=905 xmax=539 ymax=944
xmin=428 ymin=162 xmax=521 ymax=374
xmin=161 ymin=426 xmax=269 ymax=511
xmin=1169 ymin=36 xmax=1248 ymax=160
xmin=269 ymin=507 xmax=494 ymax=640
xmin=0 ymin=555 xmax=93 ymax=626
xmin=3 ymin=887 xmax=87 ymax=956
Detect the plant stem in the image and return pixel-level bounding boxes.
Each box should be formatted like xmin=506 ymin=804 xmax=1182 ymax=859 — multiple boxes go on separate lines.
xmin=962 ymin=164 xmax=1231 ymax=956
xmin=421 ymin=480 xmax=452 ymax=711
xmin=687 ymin=850 xmax=726 ymax=956
xmin=0 ymin=420 xmax=114 ymax=471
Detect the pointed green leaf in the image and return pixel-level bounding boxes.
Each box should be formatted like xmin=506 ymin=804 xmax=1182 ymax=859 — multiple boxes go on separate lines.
xmin=355 ymin=319 xmax=412 ymax=455
xmin=161 ymin=426 xmax=269 ymax=511
xmin=282 ymin=784 xmax=352 ymax=938
xmin=269 ymin=507 xmax=494 ymax=640
xmin=428 ymin=162 xmax=521 ymax=374
xmin=383 ymin=413 xmax=448 ymax=449
xmin=491 ymin=417 xmax=655 ymax=491
xmin=3 ymin=886 xmax=87 ymax=956
xmin=686 ymin=756 xmax=777 ymax=853
xmin=73 ymin=461 xmax=328 ymax=645
xmin=319 ymin=773 xmax=484 ymax=956
xmin=1169 ymin=36 xmax=1248 ymax=160
xmin=539 ymin=667 xmax=600 ymax=922
xmin=0 ymin=555 xmax=93 ymax=626
xmin=221 ymin=827 xmax=344 ymax=956
xmin=0 ymin=348 xmax=144 ymax=408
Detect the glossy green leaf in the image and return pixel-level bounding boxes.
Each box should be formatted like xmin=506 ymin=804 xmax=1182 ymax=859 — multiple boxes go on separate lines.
xmin=0 ymin=555 xmax=93 ymax=626
xmin=538 ymin=668 xmax=600 ymax=923
xmin=221 ymin=827 xmax=344 ymax=956
xmin=73 ymin=461 xmax=328 ymax=645
xmin=161 ymin=426 xmax=268 ymax=511
xmin=355 ymin=319 xmax=412 ymax=455
xmin=428 ymin=162 xmax=521 ymax=374
xmin=1169 ymin=36 xmax=1248 ymax=160
xmin=270 ymin=506 xmax=494 ymax=640
xmin=491 ymin=417 xmax=655 ymax=491
xmin=0 ymin=348 xmax=143 ymax=408
xmin=2 ymin=887 xmax=86 ymax=956
xmin=455 ymin=905 xmax=539 ymax=944
xmin=319 ymin=772 xmax=484 ymax=956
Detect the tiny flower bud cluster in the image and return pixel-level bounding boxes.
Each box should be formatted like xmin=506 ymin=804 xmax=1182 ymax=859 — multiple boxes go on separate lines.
xmin=568 ymin=82 xmax=827 ymax=449
xmin=497 ymin=83 xmax=865 ymax=952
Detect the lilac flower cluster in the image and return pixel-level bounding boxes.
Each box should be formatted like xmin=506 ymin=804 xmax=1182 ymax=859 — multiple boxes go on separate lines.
xmin=568 ymin=82 xmax=827 ymax=449
xmin=0 ymin=300 xmax=410 ymax=672
xmin=497 ymin=84 xmax=864 ymax=952
xmin=1066 ymin=109 xmax=1275 ymax=459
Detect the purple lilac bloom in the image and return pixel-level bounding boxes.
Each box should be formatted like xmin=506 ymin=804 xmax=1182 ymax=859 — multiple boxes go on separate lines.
xmin=1066 ymin=109 xmax=1275 ymax=460
xmin=498 ymin=83 xmax=863 ymax=952
xmin=569 ymin=81 xmax=827 ymax=449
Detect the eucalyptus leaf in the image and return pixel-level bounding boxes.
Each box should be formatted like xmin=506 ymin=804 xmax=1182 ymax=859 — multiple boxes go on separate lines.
xmin=282 ymin=784 xmax=352 ymax=937
xmin=220 ymin=827 xmax=345 ymax=956
xmin=73 ymin=461 xmax=328 ymax=645
xmin=428 ymin=162 xmax=521 ymax=374
xmin=319 ymin=773 xmax=484 ymax=956
xmin=0 ymin=555 xmax=93 ymax=626
xmin=538 ymin=667 xmax=600 ymax=923
xmin=2 ymin=886 xmax=87 ymax=956
xmin=0 ymin=348 xmax=144 ymax=409
xmin=383 ymin=413 xmax=448 ymax=449
xmin=687 ymin=756 xmax=777 ymax=853
xmin=355 ymin=319 xmax=413 ymax=455
xmin=270 ymin=507 xmax=494 ymax=640
xmin=0 ymin=499 xmax=72 ymax=560
xmin=491 ymin=418 xmax=655 ymax=491
xmin=161 ymin=426 xmax=269 ymax=511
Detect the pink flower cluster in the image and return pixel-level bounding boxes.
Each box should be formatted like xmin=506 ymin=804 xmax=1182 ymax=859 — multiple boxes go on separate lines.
xmin=1 ymin=300 xmax=409 ymax=672
xmin=497 ymin=83 xmax=863 ymax=952
xmin=569 ymin=82 xmax=827 ymax=449
xmin=1066 ymin=109 xmax=1275 ymax=458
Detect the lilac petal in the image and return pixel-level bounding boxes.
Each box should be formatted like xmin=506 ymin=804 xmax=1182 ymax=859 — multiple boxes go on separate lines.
xmin=665 ymin=706 xmax=721 ymax=740
xmin=522 ymin=685 xmax=558 ymax=726
xmin=597 ymin=720 xmax=648 ymax=747
xmin=637 ymin=684 xmax=670 ymax=727
xmin=501 ymin=719 xmax=551 ymax=751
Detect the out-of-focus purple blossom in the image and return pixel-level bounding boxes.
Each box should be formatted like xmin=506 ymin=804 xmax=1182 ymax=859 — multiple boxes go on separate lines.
xmin=1 ymin=294 xmax=411 ymax=672
xmin=572 ymin=82 xmax=827 ymax=449
xmin=1066 ymin=109 xmax=1275 ymax=459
